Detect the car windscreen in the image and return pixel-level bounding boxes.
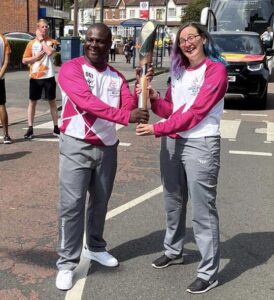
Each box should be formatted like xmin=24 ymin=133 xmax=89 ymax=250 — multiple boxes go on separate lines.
xmin=211 ymin=34 xmax=264 ymax=54
xmin=211 ymin=0 xmax=272 ymax=32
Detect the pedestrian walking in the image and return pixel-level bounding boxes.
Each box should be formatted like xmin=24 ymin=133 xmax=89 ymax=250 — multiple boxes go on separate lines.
xmin=136 ymin=22 xmax=228 ymax=294
xmin=0 ymin=33 xmax=12 ymax=144
xmin=55 ymin=23 xmax=150 ymax=291
xmin=261 ymin=26 xmax=273 ymax=50
xmin=110 ymin=39 xmax=116 ymax=62
xmin=123 ymin=41 xmax=131 ymax=63
xmin=22 ymin=19 xmax=60 ymax=139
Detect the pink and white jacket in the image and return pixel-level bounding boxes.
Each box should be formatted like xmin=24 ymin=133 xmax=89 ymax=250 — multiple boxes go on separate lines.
xmin=152 ymin=58 xmax=228 ymax=138
xmin=58 ymin=56 xmax=137 ymax=146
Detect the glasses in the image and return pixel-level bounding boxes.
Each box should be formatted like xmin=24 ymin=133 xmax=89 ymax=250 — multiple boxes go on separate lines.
xmin=179 ymin=34 xmax=200 ymax=45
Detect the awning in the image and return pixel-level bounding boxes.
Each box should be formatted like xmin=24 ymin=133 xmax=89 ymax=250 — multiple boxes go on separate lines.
xmin=120 ymin=18 xmax=147 ymax=27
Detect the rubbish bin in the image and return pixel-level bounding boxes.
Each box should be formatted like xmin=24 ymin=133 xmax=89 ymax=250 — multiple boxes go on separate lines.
xmin=60 ymin=36 xmax=81 ymax=63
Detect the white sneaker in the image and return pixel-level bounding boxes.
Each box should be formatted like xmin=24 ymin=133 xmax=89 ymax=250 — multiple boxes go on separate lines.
xmin=56 ymin=270 xmax=73 ymax=290
xmin=82 ymin=246 xmax=119 ymax=267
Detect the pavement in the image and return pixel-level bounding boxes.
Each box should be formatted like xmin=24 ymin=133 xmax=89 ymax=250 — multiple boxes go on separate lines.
xmin=4 ymin=54 xmax=170 ymax=126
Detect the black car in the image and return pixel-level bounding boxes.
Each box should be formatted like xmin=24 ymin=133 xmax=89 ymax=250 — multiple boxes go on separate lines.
xmin=211 ymin=31 xmax=274 ymax=109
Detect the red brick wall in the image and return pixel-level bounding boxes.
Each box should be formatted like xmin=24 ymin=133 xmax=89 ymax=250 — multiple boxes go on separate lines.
xmin=0 ymin=0 xmax=38 ymax=34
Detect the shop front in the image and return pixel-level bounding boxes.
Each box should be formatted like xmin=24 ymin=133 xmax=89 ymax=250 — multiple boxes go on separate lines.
xmin=39 ymin=6 xmax=69 ymax=39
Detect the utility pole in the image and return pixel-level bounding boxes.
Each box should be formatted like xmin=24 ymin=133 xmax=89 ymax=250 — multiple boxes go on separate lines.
xmin=26 ymin=0 xmax=29 ymax=32
xmin=165 ymin=0 xmax=168 ymax=27
xmin=73 ymin=0 xmax=79 ymax=36
xmin=99 ymin=0 xmax=104 ymax=23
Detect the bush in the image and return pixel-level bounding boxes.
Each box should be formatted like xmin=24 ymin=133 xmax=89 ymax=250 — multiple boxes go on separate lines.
xmin=8 ymin=40 xmax=29 ymax=70
xmin=53 ymin=52 xmax=61 ymax=66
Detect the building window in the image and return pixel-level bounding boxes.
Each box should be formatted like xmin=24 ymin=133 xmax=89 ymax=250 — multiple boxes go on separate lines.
xmin=129 ymin=10 xmax=135 ymax=18
xmin=156 ymin=9 xmax=163 ymax=20
xmin=120 ymin=9 xmax=126 ymax=19
xmin=95 ymin=10 xmax=100 ymax=22
xmin=168 ymin=8 xmax=176 ymax=17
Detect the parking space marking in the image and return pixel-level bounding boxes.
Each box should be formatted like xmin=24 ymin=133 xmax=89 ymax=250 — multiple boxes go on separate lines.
xmin=220 ymin=120 xmax=241 ymax=139
xmin=65 ymin=186 xmax=163 ymax=300
xmin=266 ymin=122 xmax=274 ymax=142
xmin=229 ymin=150 xmax=272 ymax=156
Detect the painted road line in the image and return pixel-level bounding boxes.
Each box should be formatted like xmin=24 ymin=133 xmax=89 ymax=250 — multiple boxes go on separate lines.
xmin=267 ymin=122 xmax=274 ymax=142
xmin=229 ymin=150 xmax=272 ymax=156
xmin=24 ymin=122 xmax=124 ymax=131
xmin=220 ymin=120 xmax=241 ymax=139
xmin=33 ymin=121 xmax=55 ymax=129
xmin=106 ymin=186 xmax=163 ymax=220
xmin=65 ymin=186 xmax=163 ymax=300
xmin=31 ymin=138 xmax=131 ymax=147
xmin=254 ymin=122 xmax=274 ymax=142
xmin=240 ymin=113 xmax=268 ymax=117
xmin=32 ymin=138 xmax=59 ymax=142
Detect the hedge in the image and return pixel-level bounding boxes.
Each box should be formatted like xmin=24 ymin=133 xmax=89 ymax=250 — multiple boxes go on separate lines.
xmin=7 ymin=40 xmax=61 ymax=70
xmin=8 ymin=40 xmax=29 ymax=70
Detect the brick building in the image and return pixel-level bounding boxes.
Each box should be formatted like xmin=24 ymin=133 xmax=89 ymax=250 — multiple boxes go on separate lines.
xmin=0 ymin=0 xmax=38 ymax=34
xmin=0 ymin=0 xmax=68 ymax=38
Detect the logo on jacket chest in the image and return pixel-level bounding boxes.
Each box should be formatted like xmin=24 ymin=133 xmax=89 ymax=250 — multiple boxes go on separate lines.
xmin=107 ymin=79 xmax=120 ymax=97
xmin=85 ymin=71 xmax=95 ymax=89
xmin=188 ymin=77 xmax=201 ymax=96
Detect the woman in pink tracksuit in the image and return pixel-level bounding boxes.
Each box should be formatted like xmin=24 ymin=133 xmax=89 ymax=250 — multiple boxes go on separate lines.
xmin=136 ymin=22 xmax=228 ymax=294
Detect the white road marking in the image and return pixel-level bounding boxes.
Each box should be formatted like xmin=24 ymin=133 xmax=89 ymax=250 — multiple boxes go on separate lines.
xmin=65 ymin=186 xmax=163 ymax=300
xmin=115 ymin=124 xmax=124 ymax=130
xmin=32 ymin=138 xmax=59 ymax=142
xmin=33 ymin=121 xmax=54 ymax=129
xmin=220 ymin=120 xmax=241 ymax=139
xmin=119 ymin=142 xmax=131 ymax=147
xmin=229 ymin=150 xmax=272 ymax=156
xmin=266 ymin=122 xmax=274 ymax=142
xmin=240 ymin=113 xmax=268 ymax=117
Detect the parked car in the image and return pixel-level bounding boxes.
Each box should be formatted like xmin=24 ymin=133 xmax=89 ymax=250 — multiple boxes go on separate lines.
xmin=5 ymin=31 xmax=61 ymax=51
xmin=4 ymin=32 xmax=35 ymax=41
xmin=211 ymin=31 xmax=274 ymax=109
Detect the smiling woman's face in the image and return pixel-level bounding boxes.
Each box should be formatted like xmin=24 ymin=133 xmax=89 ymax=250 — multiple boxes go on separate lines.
xmin=84 ymin=27 xmax=111 ymax=69
xmin=178 ymin=26 xmax=206 ymax=66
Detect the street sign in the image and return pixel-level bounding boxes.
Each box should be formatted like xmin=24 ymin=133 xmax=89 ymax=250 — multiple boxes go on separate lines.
xmin=140 ymin=1 xmax=149 ymax=20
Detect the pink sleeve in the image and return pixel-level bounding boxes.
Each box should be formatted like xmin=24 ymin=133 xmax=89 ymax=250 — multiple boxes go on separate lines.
xmin=58 ymin=60 xmax=131 ymax=125
xmin=153 ymin=62 xmax=228 ymax=137
xmin=151 ymin=85 xmax=173 ymax=118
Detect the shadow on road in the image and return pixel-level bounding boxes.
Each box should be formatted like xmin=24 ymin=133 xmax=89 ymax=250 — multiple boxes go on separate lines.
xmin=88 ymin=229 xmax=274 ymax=287
xmin=218 ymin=231 xmax=274 ymax=286
xmin=0 ymin=151 xmax=32 ymax=161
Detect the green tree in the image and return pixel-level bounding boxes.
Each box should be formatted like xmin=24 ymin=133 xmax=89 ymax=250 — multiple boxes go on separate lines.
xmin=64 ymin=0 xmax=74 ymax=11
xmin=181 ymin=0 xmax=210 ymax=23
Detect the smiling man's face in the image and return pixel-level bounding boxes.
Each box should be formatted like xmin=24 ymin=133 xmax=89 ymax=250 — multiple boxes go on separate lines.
xmin=84 ymin=26 xmax=111 ymax=69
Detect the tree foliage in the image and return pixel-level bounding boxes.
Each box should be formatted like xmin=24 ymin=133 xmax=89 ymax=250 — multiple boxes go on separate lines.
xmin=181 ymin=0 xmax=210 ymax=23
xmin=64 ymin=0 xmax=74 ymax=11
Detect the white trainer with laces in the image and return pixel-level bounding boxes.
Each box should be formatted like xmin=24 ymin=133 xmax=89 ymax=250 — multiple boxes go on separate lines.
xmin=56 ymin=270 xmax=73 ymax=290
xmin=82 ymin=246 xmax=119 ymax=267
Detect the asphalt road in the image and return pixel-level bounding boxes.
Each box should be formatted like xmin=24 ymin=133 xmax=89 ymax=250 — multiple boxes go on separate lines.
xmin=1 ymin=71 xmax=274 ymax=300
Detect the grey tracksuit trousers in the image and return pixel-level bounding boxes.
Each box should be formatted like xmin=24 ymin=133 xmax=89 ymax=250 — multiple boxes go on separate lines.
xmin=160 ymin=136 xmax=220 ymax=281
xmin=56 ymin=134 xmax=118 ymax=270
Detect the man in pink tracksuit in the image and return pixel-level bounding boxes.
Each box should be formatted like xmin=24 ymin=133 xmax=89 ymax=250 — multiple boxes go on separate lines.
xmin=55 ymin=23 xmax=149 ymax=290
